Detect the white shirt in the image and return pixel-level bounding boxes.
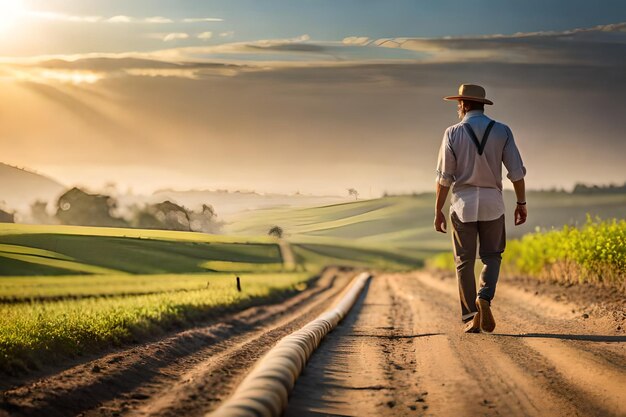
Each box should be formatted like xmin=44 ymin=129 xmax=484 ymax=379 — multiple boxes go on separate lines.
xmin=436 ymin=110 xmax=526 ymax=222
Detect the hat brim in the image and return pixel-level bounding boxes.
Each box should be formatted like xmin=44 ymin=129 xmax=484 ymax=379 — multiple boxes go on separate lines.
xmin=444 ymin=95 xmax=493 ymax=105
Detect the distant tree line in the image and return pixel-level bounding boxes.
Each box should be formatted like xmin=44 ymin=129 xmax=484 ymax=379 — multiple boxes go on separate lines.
xmin=379 ymin=182 xmax=626 ymax=197
xmin=0 ymin=209 xmax=14 ymax=223
xmin=571 ymin=182 xmax=626 ymax=195
xmin=27 ymin=187 xmax=222 ymax=233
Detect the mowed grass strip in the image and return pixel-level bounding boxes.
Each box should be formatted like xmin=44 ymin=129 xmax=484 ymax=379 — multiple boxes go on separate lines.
xmin=0 ymin=273 xmax=259 ymax=302
xmin=0 ymin=223 xmax=275 ymax=244
xmin=0 ymin=252 xmax=128 ymax=275
xmin=0 ymin=243 xmax=128 ymax=275
xmin=292 ymin=243 xmax=422 ymax=271
xmin=0 ymin=230 xmax=282 ymax=276
xmin=0 ymin=272 xmax=311 ymax=374
xmin=200 ymin=261 xmax=285 ymax=273
xmin=0 ymin=244 xmax=73 ymax=260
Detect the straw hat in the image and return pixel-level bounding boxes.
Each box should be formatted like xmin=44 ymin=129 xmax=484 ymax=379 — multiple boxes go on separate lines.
xmin=444 ymin=84 xmax=493 ymax=105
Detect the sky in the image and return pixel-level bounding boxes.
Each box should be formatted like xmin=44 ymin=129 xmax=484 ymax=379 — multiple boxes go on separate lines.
xmin=1 ymin=0 xmax=626 ymax=196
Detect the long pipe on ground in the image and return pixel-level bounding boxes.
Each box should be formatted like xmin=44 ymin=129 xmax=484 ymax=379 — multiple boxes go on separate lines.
xmin=208 ymin=271 xmax=371 ymax=417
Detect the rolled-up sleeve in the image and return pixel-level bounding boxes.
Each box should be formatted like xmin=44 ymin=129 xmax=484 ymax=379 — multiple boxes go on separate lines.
xmin=435 ymin=128 xmax=456 ymax=187
xmin=502 ymin=125 xmax=526 ymax=182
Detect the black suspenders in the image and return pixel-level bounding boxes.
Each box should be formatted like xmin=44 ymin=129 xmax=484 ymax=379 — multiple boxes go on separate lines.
xmin=463 ymin=120 xmax=496 ymax=156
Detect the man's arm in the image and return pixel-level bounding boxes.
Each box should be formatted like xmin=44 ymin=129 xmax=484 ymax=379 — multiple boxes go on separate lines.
xmin=434 ymin=128 xmax=455 ymax=233
xmin=434 ymin=182 xmax=450 ymax=233
xmin=502 ymin=125 xmax=527 ymax=226
xmin=512 ymin=178 xmax=527 ymax=225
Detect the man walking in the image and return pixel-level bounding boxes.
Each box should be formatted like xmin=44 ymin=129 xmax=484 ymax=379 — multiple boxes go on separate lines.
xmin=434 ymin=84 xmax=527 ymax=333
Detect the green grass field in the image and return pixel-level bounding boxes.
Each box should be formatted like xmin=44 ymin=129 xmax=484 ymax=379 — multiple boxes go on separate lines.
xmin=0 ymin=224 xmax=301 ymax=373
xmin=0 ymin=223 xmax=420 ymax=276
xmin=0 ymin=223 xmax=421 ymax=374
xmin=225 ymin=191 xmax=626 ymax=258
xmin=0 ymin=272 xmax=294 ymax=302
xmin=292 ymin=243 xmax=422 ymax=271
xmin=0 ymin=273 xmax=309 ymax=374
xmin=0 ymin=224 xmax=281 ymax=276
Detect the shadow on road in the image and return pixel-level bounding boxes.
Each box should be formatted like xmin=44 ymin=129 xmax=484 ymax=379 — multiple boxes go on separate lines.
xmin=350 ymin=333 xmax=443 ymax=339
xmin=493 ymin=333 xmax=626 ymax=342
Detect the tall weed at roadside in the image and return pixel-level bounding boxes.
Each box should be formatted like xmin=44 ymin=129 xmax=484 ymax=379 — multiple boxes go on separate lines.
xmin=504 ymin=216 xmax=625 ymax=290
xmin=427 ymin=217 xmax=625 ymax=291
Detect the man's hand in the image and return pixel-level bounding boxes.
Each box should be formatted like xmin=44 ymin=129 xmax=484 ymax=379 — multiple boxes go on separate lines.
xmin=512 ymin=179 xmax=527 ymax=226
xmin=514 ymin=204 xmax=527 ymax=226
xmin=434 ymin=210 xmax=447 ymax=233
xmin=434 ymin=183 xmax=450 ymax=233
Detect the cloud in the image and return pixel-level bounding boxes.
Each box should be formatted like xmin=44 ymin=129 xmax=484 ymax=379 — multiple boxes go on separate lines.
xmin=25 ymin=10 xmax=222 ymax=24
xmin=5 ymin=21 xmax=625 ymax=74
xmin=32 ymin=70 xmax=103 ymax=85
xmin=124 ymin=68 xmax=201 ymax=79
xmin=106 ymin=15 xmax=134 ymax=23
xmin=162 ymin=33 xmax=189 ymax=42
xmin=246 ymin=43 xmax=325 ymax=53
xmin=28 ymin=57 xmax=188 ymax=71
xmin=144 ymin=16 xmax=174 ymax=24
xmin=256 ymin=34 xmax=315 ymax=45
xmin=342 ymin=36 xmax=370 ymax=46
xmin=25 ymin=11 xmax=103 ymax=23
xmin=183 ymin=18 xmax=224 ymax=23
xmin=192 ymin=34 xmax=317 ymax=54
xmin=368 ymin=21 xmax=626 ymax=66
xmin=124 ymin=66 xmax=242 ymax=79
xmin=219 ymin=31 xmax=235 ymax=38
xmin=106 ymin=15 xmax=174 ymax=24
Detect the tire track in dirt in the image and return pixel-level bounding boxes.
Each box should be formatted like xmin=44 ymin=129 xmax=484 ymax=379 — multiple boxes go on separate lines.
xmin=396 ymin=273 xmax=579 ymax=417
xmin=411 ymin=271 xmax=626 ymax=367
xmin=285 ymin=274 xmax=431 ymax=416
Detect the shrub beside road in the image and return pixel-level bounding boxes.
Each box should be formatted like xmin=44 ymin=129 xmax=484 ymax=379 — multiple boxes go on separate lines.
xmin=428 ymin=217 xmax=625 ymax=292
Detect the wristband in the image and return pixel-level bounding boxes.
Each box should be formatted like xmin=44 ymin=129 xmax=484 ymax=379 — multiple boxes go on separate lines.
xmin=516 ymin=201 xmax=526 ymax=205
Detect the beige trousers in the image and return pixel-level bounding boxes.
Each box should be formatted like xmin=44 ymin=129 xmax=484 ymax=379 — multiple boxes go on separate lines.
xmin=450 ymin=211 xmax=506 ymax=322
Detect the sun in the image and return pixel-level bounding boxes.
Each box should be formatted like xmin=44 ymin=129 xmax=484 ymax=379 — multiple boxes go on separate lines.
xmin=0 ymin=0 xmax=24 ymax=33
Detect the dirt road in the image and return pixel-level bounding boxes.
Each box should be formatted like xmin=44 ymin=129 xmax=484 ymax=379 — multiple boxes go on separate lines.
xmin=1 ymin=270 xmax=624 ymax=417
xmin=286 ymin=272 xmax=625 ymax=417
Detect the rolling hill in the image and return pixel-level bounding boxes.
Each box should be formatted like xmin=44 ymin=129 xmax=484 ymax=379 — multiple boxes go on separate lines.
xmin=0 ymin=163 xmax=65 ymax=212
xmin=225 ymin=190 xmax=626 ymax=257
